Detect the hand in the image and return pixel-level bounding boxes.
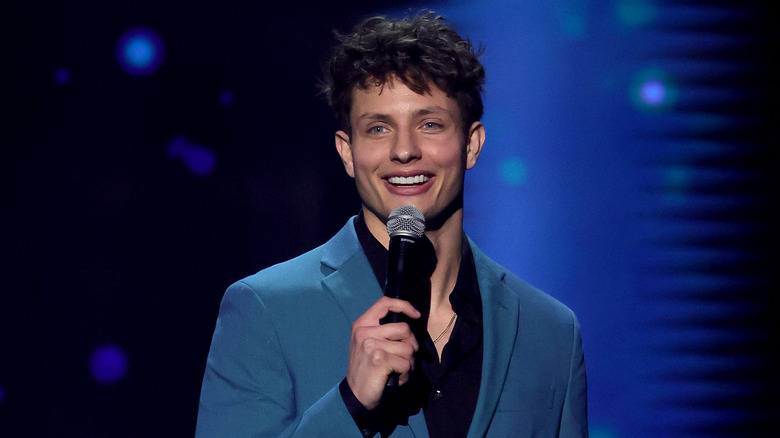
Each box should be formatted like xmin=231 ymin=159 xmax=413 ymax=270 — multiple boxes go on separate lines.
xmin=346 ymin=296 xmax=421 ymax=410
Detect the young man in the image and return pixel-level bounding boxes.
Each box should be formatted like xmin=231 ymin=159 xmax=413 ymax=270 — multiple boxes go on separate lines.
xmin=196 ymin=13 xmax=587 ymax=438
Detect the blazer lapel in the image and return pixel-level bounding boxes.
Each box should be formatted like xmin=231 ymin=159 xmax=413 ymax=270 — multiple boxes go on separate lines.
xmin=320 ymin=218 xmax=385 ymax=326
xmin=467 ymin=243 xmax=520 ymax=438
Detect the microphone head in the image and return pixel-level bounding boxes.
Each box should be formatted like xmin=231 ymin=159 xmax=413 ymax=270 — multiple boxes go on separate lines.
xmin=387 ymin=205 xmax=425 ymax=239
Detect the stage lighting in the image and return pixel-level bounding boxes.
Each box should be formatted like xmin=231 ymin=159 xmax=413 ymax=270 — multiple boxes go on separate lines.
xmin=116 ymin=27 xmax=165 ymax=76
xmin=89 ymin=343 xmax=129 ymax=385
xmin=631 ymin=67 xmax=678 ymax=112
xmin=499 ymin=157 xmax=528 ymax=187
xmin=167 ymin=137 xmax=216 ymax=176
xmin=54 ymin=68 xmax=70 ymax=84
xmin=219 ymin=91 xmax=234 ymax=106
xmin=617 ymin=0 xmax=658 ymax=27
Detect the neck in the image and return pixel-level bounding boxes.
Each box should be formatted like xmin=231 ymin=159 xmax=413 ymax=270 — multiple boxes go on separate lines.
xmin=425 ymin=213 xmax=463 ymax=313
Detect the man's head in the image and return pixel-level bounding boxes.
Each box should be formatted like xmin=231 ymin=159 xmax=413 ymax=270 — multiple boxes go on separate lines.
xmin=320 ymin=12 xmax=485 ymax=137
xmin=324 ymin=13 xmax=487 ymax=238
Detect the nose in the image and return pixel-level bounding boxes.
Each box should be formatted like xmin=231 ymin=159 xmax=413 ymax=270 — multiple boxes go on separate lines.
xmin=390 ymin=128 xmax=421 ymax=164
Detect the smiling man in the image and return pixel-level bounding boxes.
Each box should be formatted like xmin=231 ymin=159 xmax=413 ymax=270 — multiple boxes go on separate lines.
xmin=196 ymin=13 xmax=587 ymax=438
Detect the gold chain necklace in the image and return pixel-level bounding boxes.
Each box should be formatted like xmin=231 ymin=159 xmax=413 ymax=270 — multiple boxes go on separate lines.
xmin=433 ymin=312 xmax=457 ymax=344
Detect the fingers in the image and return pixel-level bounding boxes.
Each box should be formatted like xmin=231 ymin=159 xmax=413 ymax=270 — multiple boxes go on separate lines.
xmin=347 ymin=332 xmax=417 ymax=409
xmin=346 ymin=296 xmax=421 ymax=409
xmin=354 ymin=296 xmax=421 ymax=326
xmin=355 ymin=325 xmax=418 ymax=357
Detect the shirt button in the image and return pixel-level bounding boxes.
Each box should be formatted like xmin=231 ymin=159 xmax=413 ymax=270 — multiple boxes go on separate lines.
xmin=433 ymin=390 xmax=443 ymax=400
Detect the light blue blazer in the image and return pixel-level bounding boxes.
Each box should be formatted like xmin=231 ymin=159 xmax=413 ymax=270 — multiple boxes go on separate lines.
xmin=196 ymin=218 xmax=588 ymax=437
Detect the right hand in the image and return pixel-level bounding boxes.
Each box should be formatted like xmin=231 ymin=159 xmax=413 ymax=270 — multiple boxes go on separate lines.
xmin=346 ymin=296 xmax=421 ymax=410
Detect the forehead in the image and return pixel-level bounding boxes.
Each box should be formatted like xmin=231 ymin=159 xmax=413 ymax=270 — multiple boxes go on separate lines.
xmin=349 ymin=77 xmax=460 ymax=121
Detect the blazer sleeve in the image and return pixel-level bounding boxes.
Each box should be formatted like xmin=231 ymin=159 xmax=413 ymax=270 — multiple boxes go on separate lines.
xmin=195 ymin=281 xmax=363 ymax=438
xmin=558 ymin=311 xmax=588 ymax=437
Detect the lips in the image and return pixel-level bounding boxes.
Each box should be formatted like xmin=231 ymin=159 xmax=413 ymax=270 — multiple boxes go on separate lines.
xmin=387 ymin=174 xmax=430 ymax=185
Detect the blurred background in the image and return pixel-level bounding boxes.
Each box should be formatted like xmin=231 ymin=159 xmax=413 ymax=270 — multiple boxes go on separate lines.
xmin=2 ymin=0 xmax=777 ymax=436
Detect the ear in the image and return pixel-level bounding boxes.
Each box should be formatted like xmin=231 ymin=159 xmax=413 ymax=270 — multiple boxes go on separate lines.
xmin=335 ymin=130 xmax=355 ymax=178
xmin=465 ymin=121 xmax=485 ymax=170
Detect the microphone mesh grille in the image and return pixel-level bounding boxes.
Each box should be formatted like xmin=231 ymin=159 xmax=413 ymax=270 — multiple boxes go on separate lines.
xmin=386 ymin=205 xmax=425 ymax=238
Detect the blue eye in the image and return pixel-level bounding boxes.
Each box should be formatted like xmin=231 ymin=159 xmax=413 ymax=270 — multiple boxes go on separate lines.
xmin=368 ymin=125 xmax=386 ymax=134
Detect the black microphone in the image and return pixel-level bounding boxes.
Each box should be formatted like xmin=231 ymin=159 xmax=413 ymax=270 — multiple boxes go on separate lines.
xmin=380 ymin=205 xmax=425 ymax=386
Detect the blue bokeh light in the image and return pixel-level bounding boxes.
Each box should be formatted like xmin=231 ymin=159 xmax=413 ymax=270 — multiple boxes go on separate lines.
xmin=89 ymin=343 xmax=129 ymax=385
xmin=640 ymin=79 xmax=666 ymax=106
xmin=167 ymin=137 xmax=217 ymax=176
xmin=631 ymin=68 xmax=678 ymax=111
xmin=116 ymin=28 xmax=165 ymax=76
xmin=0 ymin=383 xmax=5 ymax=403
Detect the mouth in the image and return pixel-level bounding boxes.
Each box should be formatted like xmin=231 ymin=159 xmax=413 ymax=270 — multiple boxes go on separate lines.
xmin=387 ymin=175 xmax=430 ymax=186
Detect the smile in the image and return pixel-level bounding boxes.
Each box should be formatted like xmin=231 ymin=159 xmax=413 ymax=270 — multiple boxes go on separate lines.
xmin=387 ymin=175 xmax=430 ymax=185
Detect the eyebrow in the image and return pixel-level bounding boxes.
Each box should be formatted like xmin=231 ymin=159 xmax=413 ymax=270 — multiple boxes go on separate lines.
xmin=355 ymin=106 xmax=453 ymax=123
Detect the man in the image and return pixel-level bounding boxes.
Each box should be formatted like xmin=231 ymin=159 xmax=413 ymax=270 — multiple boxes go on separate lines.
xmin=196 ymin=13 xmax=587 ymax=438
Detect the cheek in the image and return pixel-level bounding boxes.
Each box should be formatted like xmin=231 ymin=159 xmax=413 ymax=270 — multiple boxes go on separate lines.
xmin=352 ymin=149 xmax=384 ymax=173
xmin=430 ymin=145 xmax=467 ymax=169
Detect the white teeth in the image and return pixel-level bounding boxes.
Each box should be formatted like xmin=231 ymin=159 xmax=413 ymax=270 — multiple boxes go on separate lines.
xmin=388 ymin=175 xmax=430 ymax=185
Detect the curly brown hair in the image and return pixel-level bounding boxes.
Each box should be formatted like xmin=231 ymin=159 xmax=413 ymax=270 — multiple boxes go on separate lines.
xmin=320 ymin=12 xmax=485 ymax=136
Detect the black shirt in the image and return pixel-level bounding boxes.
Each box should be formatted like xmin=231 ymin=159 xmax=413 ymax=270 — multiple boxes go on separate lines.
xmin=340 ymin=213 xmax=483 ymax=438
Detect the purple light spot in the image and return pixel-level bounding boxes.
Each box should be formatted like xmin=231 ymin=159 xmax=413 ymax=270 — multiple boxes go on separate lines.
xmin=219 ymin=91 xmax=234 ymax=106
xmin=89 ymin=343 xmax=129 ymax=385
xmin=167 ymin=137 xmax=217 ymax=176
xmin=0 ymin=384 xmax=5 ymax=403
xmin=116 ymin=28 xmax=165 ymax=76
xmin=640 ymin=79 xmax=667 ymax=106
xmin=55 ymin=68 xmax=70 ymax=84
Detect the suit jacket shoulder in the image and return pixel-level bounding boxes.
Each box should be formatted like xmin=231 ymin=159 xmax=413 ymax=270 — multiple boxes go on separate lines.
xmin=470 ymin=240 xmax=578 ymax=326
xmin=232 ymin=217 xmax=363 ymax=301
xmin=196 ymin=218 xmax=373 ymax=438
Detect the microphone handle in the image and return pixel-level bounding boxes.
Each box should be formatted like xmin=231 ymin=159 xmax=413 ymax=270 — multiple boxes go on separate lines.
xmin=381 ymin=236 xmax=418 ymax=386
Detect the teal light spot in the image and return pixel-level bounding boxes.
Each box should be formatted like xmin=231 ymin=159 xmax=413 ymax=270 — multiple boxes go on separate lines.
xmin=617 ymin=0 xmax=658 ymax=27
xmin=560 ymin=13 xmax=586 ymax=37
xmin=663 ymin=165 xmax=691 ymax=204
xmin=500 ymin=157 xmax=528 ymax=186
xmin=589 ymin=425 xmax=619 ymax=438
xmin=630 ymin=67 xmax=679 ymax=113
xmin=686 ymin=113 xmax=734 ymax=131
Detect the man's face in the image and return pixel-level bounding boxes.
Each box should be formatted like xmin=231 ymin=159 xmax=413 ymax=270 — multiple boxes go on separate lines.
xmin=335 ymin=77 xmax=484 ymax=235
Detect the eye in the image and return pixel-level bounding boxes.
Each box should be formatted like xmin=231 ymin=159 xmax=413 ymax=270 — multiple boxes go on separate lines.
xmin=367 ymin=125 xmax=388 ymax=135
xmin=422 ymin=121 xmax=443 ymax=130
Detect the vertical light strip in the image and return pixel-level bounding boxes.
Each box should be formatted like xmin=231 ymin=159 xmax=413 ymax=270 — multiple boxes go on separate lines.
xmin=639 ymin=2 xmax=777 ymax=436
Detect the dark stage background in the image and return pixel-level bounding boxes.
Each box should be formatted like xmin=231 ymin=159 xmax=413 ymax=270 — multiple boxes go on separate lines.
xmin=2 ymin=1 xmax=777 ymax=437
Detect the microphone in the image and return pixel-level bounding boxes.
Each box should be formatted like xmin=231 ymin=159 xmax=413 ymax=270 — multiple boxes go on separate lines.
xmin=381 ymin=205 xmax=425 ymax=386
